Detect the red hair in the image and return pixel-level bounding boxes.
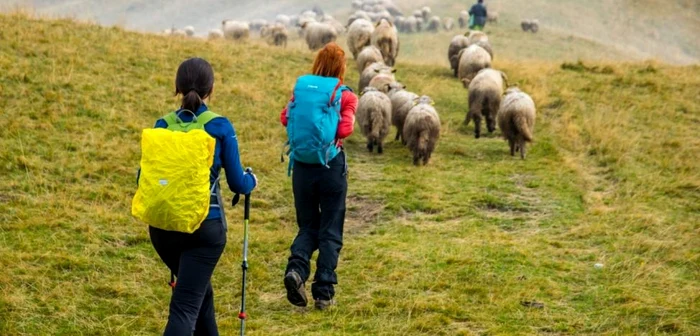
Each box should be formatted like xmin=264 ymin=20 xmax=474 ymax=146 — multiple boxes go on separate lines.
xmin=312 ymin=43 xmax=346 ymax=82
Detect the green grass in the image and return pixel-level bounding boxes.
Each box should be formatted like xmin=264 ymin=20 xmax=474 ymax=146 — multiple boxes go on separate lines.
xmin=1 ymin=13 xmax=699 ymax=335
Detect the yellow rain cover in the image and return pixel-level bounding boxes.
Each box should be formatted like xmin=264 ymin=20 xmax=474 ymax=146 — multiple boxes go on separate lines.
xmin=132 ymin=128 xmax=216 ymax=233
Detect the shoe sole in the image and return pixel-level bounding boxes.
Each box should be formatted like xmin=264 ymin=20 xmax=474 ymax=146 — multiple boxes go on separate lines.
xmin=284 ymin=274 xmax=308 ymax=307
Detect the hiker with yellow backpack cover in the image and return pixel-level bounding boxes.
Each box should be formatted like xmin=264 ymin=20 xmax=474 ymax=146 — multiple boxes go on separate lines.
xmin=132 ymin=58 xmax=257 ymax=336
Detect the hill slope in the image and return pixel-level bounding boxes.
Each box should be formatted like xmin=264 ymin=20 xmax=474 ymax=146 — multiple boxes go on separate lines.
xmin=3 ymin=0 xmax=699 ymax=64
xmin=1 ymin=13 xmax=699 ymax=335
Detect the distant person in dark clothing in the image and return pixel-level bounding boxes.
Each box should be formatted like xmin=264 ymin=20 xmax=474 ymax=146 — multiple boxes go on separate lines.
xmin=469 ymin=0 xmax=488 ymax=31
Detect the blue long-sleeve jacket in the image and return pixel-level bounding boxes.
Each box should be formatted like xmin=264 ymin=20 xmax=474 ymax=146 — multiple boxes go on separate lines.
xmin=145 ymin=103 xmax=256 ymax=220
xmin=469 ymin=3 xmax=488 ymax=27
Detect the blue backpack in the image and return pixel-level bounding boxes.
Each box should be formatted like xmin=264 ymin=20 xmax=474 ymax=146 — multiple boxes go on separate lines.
xmin=284 ymin=75 xmax=350 ymax=174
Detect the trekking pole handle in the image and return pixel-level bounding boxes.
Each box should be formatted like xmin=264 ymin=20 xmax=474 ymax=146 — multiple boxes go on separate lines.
xmin=244 ymin=168 xmax=252 ymax=219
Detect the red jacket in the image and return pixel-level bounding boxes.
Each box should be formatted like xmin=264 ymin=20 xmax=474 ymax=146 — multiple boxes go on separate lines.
xmin=280 ymin=90 xmax=358 ymax=146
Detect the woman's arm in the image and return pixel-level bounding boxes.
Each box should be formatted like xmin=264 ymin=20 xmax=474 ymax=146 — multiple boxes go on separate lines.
xmin=280 ymin=95 xmax=294 ymax=126
xmin=219 ymin=120 xmax=256 ymax=194
xmin=336 ymin=90 xmax=358 ymax=139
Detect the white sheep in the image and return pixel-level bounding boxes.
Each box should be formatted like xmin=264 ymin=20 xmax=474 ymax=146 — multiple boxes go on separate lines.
xmin=222 ymin=20 xmax=250 ymax=40
xmin=458 ymin=44 xmax=492 ymax=87
xmin=301 ymin=22 xmax=338 ymax=51
xmin=498 ymin=87 xmax=537 ymax=159
xmin=356 ymin=45 xmax=384 ymax=73
xmin=403 ymin=95 xmax=441 ymax=166
xmin=357 ymin=86 xmax=393 ymax=154
xmin=387 ymin=82 xmax=419 ymax=143
xmin=359 ymin=62 xmax=394 ymax=92
xmin=466 ymin=69 xmax=509 ymax=138
xmin=347 ymin=19 xmax=375 ymax=59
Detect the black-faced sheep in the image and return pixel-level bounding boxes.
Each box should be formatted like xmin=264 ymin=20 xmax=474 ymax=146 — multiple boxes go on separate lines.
xmin=357 ymin=86 xmax=393 ymax=154
xmin=448 ymin=35 xmax=471 ymax=77
xmin=347 ymin=19 xmax=375 ymax=59
xmin=357 ymin=46 xmax=384 ymax=73
xmin=302 ymin=22 xmax=338 ymax=51
xmin=497 ymin=87 xmax=537 ymax=159
xmin=403 ymin=96 xmax=441 ymax=166
xmin=387 ymin=82 xmax=419 ymax=143
xmin=359 ymin=62 xmax=395 ymax=91
xmin=371 ymin=19 xmax=400 ymax=67
xmin=466 ymin=69 xmax=508 ymax=139
xmin=458 ymin=44 xmax=492 ymax=87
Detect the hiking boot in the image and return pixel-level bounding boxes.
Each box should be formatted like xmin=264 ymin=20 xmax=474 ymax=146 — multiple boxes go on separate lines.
xmin=284 ymin=271 xmax=307 ymax=307
xmin=314 ymin=299 xmax=335 ymax=311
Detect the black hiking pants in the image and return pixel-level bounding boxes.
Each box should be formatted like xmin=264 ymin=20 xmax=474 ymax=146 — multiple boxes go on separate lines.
xmin=149 ymin=219 xmax=226 ymax=336
xmin=287 ymin=151 xmax=348 ymax=301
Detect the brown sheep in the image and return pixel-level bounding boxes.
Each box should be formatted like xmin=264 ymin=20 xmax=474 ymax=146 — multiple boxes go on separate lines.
xmin=403 ymin=96 xmax=441 ymax=166
xmin=359 ymin=62 xmax=395 ymax=91
xmin=357 ymin=86 xmax=393 ymax=154
xmin=387 ymin=82 xmax=419 ymax=144
xmin=448 ymin=35 xmax=470 ymax=77
xmin=356 ymin=45 xmax=384 ymax=73
xmin=498 ymin=87 xmax=537 ymax=159
xmin=458 ymin=44 xmax=492 ymax=87
xmin=466 ymin=69 xmax=508 ymax=138
xmin=371 ymin=18 xmax=400 ymax=66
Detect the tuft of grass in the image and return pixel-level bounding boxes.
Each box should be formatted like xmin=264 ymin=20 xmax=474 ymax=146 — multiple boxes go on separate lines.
xmin=0 ymin=12 xmax=698 ymax=336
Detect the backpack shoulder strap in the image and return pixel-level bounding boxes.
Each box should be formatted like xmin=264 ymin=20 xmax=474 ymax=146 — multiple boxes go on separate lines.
xmin=196 ymin=111 xmax=221 ymax=125
xmin=162 ymin=112 xmax=178 ymax=128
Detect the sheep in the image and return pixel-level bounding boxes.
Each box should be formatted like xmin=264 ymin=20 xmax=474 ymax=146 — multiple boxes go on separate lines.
xmin=359 ymin=62 xmax=395 ymax=92
xmin=413 ymin=10 xmax=422 ymax=18
xmin=222 ymin=20 xmax=250 ymax=40
xmin=301 ymin=22 xmax=338 ymax=51
xmin=371 ymin=18 xmax=400 ymax=66
xmin=183 ymin=26 xmax=195 ymax=37
xmin=521 ymin=20 xmax=531 ymax=32
xmin=382 ymin=1 xmax=403 ymax=17
xmin=357 ymin=86 xmax=393 ymax=154
xmin=347 ymin=19 xmax=375 ymax=59
xmin=457 ymin=44 xmax=492 ymax=87
xmin=208 ymin=28 xmax=224 ymax=39
xmin=468 ymin=30 xmax=488 ymax=44
xmin=416 ymin=17 xmax=424 ymax=32
xmin=352 ymin=0 xmax=363 ymax=10
xmin=529 ymin=19 xmax=540 ymax=33
xmin=448 ymin=35 xmax=470 ymax=77
xmin=443 ymin=18 xmax=455 ymax=31
xmin=487 ymin=11 xmax=499 ymax=24
xmin=403 ymin=96 xmax=441 ymax=166
xmin=387 ymin=82 xmax=419 ymax=143
xmin=368 ymin=73 xmax=396 ymax=94
xmin=473 ymin=40 xmax=494 ymax=59
xmin=458 ymin=10 xmax=469 ymax=28
xmin=465 ymin=69 xmax=508 ymax=138
xmin=427 ymin=16 xmax=441 ymax=32
xmin=354 ymin=10 xmax=372 ymax=22
xmin=356 ymin=45 xmax=384 ymax=73
xmin=276 ymin=14 xmax=291 ymax=27
xmin=421 ymin=6 xmax=432 ymax=21
xmin=404 ymin=16 xmax=418 ymax=33
xmin=266 ymin=25 xmax=288 ymax=47
xmin=497 ymin=88 xmax=536 ymax=159
xmin=322 ymin=16 xmax=346 ymax=35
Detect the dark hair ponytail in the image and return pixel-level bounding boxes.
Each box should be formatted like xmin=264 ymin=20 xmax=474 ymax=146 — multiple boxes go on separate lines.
xmin=175 ymin=58 xmax=214 ymax=112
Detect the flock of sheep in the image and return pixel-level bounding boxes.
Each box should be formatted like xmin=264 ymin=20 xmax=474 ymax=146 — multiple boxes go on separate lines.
xmin=162 ymin=0 xmax=538 ymax=162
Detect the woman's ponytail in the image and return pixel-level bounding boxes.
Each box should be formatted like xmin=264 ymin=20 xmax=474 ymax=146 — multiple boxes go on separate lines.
xmin=175 ymin=58 xmax=215 ymax=112
xmin=182 ymin=90 xmax=202 ymax=113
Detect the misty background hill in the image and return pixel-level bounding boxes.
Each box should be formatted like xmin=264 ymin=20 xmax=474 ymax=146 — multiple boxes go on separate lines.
xmin=4 ymin=0 xmax=698 ymax=64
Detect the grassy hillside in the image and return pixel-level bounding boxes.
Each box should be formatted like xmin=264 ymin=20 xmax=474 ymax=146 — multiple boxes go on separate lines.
xmin=4 ymin=0 xmax=698 ymax=65
xmin=1 ymin=12 xmax=699 ymax=336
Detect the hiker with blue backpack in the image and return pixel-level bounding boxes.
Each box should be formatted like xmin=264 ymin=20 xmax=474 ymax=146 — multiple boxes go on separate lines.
xmin=280 ymin=43 xmax=358 ymax=310
xmin=133 ymin=57 xmax=257 ymax=335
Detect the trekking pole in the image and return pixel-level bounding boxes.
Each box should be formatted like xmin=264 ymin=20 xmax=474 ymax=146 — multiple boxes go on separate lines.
xmin=238 ymin=168 xmax=253 ymax=336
